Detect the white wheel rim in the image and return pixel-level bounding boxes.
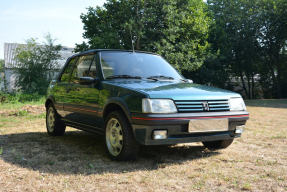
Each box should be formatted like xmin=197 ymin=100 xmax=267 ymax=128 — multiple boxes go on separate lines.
xmin=106 ymin=118 xmax=123 ymax=156
xmin=47 ymin=107 xmax=55 ymax=132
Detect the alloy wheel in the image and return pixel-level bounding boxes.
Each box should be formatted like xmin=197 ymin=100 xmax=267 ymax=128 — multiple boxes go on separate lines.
xmin=47 ymin=107 xmax=55 ymax=132
xmin=106 ymin=118 xmax=123 ymax=156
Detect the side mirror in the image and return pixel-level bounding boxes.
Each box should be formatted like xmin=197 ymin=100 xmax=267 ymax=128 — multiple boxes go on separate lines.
xmin=79 ymin=77 xmax=99 ymax=85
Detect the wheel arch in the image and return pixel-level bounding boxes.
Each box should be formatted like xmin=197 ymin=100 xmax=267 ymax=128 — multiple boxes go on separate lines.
xmin=45 ymin=95 xmax=55 ymax=108
xmin=102 ymin=98 xmax=133 ymax=124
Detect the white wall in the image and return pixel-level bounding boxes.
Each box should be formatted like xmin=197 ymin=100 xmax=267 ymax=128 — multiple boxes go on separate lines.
xmin=3 ymin=69 xmax=17 ymax=92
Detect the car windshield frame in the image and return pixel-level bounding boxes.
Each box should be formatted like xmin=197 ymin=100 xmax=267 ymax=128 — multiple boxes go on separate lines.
xmin=99 ymin=51 xmax=184 ymax=80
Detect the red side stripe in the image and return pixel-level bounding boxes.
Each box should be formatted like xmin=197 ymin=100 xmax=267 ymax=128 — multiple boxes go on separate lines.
xmin=132 ymin=115 xmax=249 ymax=121
xmin=64 ymin=106 xmax=98 ymax=113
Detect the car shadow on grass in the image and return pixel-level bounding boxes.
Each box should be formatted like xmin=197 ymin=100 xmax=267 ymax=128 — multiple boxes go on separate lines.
xmin=0 ymin=130 xmax=220 ymax=175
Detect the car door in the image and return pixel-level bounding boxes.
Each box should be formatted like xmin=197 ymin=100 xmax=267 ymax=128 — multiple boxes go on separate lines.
xmin=63 ymin=54 xmax=101 ymax=132
xmin=53 ymin=57 xmax=78 ymax=116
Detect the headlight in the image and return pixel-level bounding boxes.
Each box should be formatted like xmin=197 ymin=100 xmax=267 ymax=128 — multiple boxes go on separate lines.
xmin=142 ymin=99 xmax=177 ymax=113
xmin=229 ymin=98 xmax=246 ymax=111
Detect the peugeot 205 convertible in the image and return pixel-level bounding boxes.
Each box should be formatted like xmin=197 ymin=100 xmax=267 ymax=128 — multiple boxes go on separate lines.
xmin=45 ymin=50 xmax=249 ymax=161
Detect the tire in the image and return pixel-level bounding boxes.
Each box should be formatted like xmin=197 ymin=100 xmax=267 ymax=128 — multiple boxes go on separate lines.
xmin=202 ymin=138 xmax=234 ymax=149
xmin=46 ymin=103 xmax=66 ymax=136
xmin=104 ymin=111 xmax=139 ymax=161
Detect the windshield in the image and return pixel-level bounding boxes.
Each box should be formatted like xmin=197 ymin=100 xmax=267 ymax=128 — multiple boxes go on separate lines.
xmin=100 ymin=52 xmax=183 ymax=80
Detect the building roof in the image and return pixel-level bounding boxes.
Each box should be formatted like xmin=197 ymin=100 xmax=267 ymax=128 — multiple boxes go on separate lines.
xmin=4 ymin=43 xmax=75 ymax=69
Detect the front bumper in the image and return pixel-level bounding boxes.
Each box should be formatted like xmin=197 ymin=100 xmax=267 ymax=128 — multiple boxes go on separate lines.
xmin=130 ymin=111 xmax=249 ymax=145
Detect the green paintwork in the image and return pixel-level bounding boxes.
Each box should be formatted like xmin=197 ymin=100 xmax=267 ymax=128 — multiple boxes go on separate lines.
xmin=52 ymin=82 xmax=68 ymax=103
xmin=99 ymin=82 xmax=148 ymax=114
xmin=48 ymin=50 xmax=241 ymax=116
xmin=103 ymin=79 xmax=240 ymax=100
xmin=47 ymin=50 xmax=243 ymax=118
xmin=45 ymin=50 xmax=248 ymax=151
xmin=95 ymin=79 xmax=241 ymax=114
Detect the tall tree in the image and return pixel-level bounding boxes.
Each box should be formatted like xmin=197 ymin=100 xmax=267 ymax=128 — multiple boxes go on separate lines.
xmin=76 ymin=0 xmax=212 ymax=72
xmin=13 ymin=33 xmax=62 ymax=94
xmin=206 ymin=0 xmax=287 ymax=99
xmin=207 ymin=0 xmax=261 ymax=99
xmin=255 ymin=0 xmax=287 ymax=98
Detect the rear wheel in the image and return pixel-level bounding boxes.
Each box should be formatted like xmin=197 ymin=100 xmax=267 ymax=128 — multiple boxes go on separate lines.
xmin=104 ymin=111 xmax=139 ymax=161
xmin=46 ymin=103 xmax=66 ymax=136
xmin=202 ymin=139 xmax=234 ymax=149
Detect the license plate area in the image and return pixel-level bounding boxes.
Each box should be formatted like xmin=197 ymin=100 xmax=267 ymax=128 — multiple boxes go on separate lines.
xmin=188 ymin=118 xmax=228 ymax=133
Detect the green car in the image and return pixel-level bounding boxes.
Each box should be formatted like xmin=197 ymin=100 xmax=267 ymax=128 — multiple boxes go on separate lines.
xmin=45 ymin=50 xmax=249 ymax=161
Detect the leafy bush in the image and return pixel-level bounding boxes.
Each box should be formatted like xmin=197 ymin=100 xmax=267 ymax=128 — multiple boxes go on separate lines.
xmin=0 ymin=92 xmax=45 ymax=104
xmin=18 ymin=92 xmax=45 ymax=103
xmin=12 ymin=33 xmax=61 ymax=95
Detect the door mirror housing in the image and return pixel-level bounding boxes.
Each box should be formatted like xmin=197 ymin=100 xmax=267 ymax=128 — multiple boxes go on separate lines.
xmin=79 ymin=77 xmax=99 ymax=85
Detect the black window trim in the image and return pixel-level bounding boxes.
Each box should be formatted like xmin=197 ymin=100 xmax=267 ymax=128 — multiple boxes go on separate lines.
xmin=87 ymin=56 xmax=97 ymax=78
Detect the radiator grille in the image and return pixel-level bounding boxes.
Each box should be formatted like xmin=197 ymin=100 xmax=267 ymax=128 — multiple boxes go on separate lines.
xmin=174 ymin=100 xmax=230 ymax=113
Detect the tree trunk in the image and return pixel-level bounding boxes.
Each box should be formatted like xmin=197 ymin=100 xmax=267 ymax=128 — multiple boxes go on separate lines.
xmin=275 ymin=51 xmax=283 ymax=98
xmin=237 ymin=56 xmax=249 ymax=99
xmin=266 ymin=50 xmax=281 ymax=98
xmin=251 ymin=70 xmax=255 ymax=99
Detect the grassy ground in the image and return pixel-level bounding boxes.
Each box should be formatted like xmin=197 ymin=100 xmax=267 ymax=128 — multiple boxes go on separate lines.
xmin=0 ymin=100 xmax=286 ymax=191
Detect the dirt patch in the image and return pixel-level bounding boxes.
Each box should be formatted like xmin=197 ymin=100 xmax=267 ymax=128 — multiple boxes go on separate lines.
xmin=0 ymin=105 xmax=45 ymax=116
xmin=19 ymin=105 xmax=45 ymax=114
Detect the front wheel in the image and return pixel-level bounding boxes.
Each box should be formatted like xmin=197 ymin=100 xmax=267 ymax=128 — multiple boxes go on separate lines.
xmin=202 ymin=138 xmax=234 ymax=149
xmin=46 ymin=103 xmax=66 ymax=136
xmin=104 ymin=111 xmax=139 ymax=161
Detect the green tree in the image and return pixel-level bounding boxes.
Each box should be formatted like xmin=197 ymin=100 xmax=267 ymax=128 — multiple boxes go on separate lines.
xmin=206 ymin=0 xmax=261 ymax=99
xmin=0 ymin=59 xmax=3 ymax=72
xmin=205 ymin=0 xmax=287 ymax=99
xmin=76 ymin=0 xmax=212 ymax=72
xmin=13 ymin=33 xmax=62 ymax=94
xmin=255 ymin=0 xmax=287 ymax=98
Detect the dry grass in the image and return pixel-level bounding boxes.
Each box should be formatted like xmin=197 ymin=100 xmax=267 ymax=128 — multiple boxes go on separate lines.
xmin=0 ymin=100 xmax=287 ymax=191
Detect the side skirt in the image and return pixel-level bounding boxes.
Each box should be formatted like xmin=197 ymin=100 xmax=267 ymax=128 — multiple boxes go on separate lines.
xmin=62 ymin=119 xmax=103 ymax=135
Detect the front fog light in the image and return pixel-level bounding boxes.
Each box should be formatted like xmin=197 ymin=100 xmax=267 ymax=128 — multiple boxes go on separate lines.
xmin=235 ymin=125 xmax=245 ymax=133
xmin=153 ymin=130 xmax=167 ymax=139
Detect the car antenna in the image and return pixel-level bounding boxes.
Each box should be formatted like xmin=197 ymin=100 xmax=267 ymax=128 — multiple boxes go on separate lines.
xmin=130 ymin=28 xmax=135 ymax=53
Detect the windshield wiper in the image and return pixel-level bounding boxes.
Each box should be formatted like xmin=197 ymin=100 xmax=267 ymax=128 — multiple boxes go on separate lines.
xmin=106 ymin=75 xmax=141 ymax=79
xmin=146 ymin=75 xmax=174 ymax=80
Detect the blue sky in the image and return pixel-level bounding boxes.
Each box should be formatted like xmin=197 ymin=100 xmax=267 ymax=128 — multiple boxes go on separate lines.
xmin=0 ymin=0 xmax=107 ymax=59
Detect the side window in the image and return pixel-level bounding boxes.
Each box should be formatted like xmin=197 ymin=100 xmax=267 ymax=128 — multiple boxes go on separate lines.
xmin=89 ymin=59 xmax=97 ymax=78
xmin=70 ymin=55 xmax=94 ymax=83
xmin=60 ymin=57 xmax=77 ymax=83
xmin=101 ymin=58 xmax=115 ymax=78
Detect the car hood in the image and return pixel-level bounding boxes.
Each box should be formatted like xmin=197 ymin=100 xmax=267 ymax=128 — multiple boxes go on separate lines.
xmin=106 ymin=80 xmax=240 ymax=100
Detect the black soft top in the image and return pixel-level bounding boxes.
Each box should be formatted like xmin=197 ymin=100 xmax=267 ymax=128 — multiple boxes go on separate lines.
xmin=55 ymin=49 xmax=159 ymax=80
xmin=70 ymin=49 xmax=159 ymax=58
